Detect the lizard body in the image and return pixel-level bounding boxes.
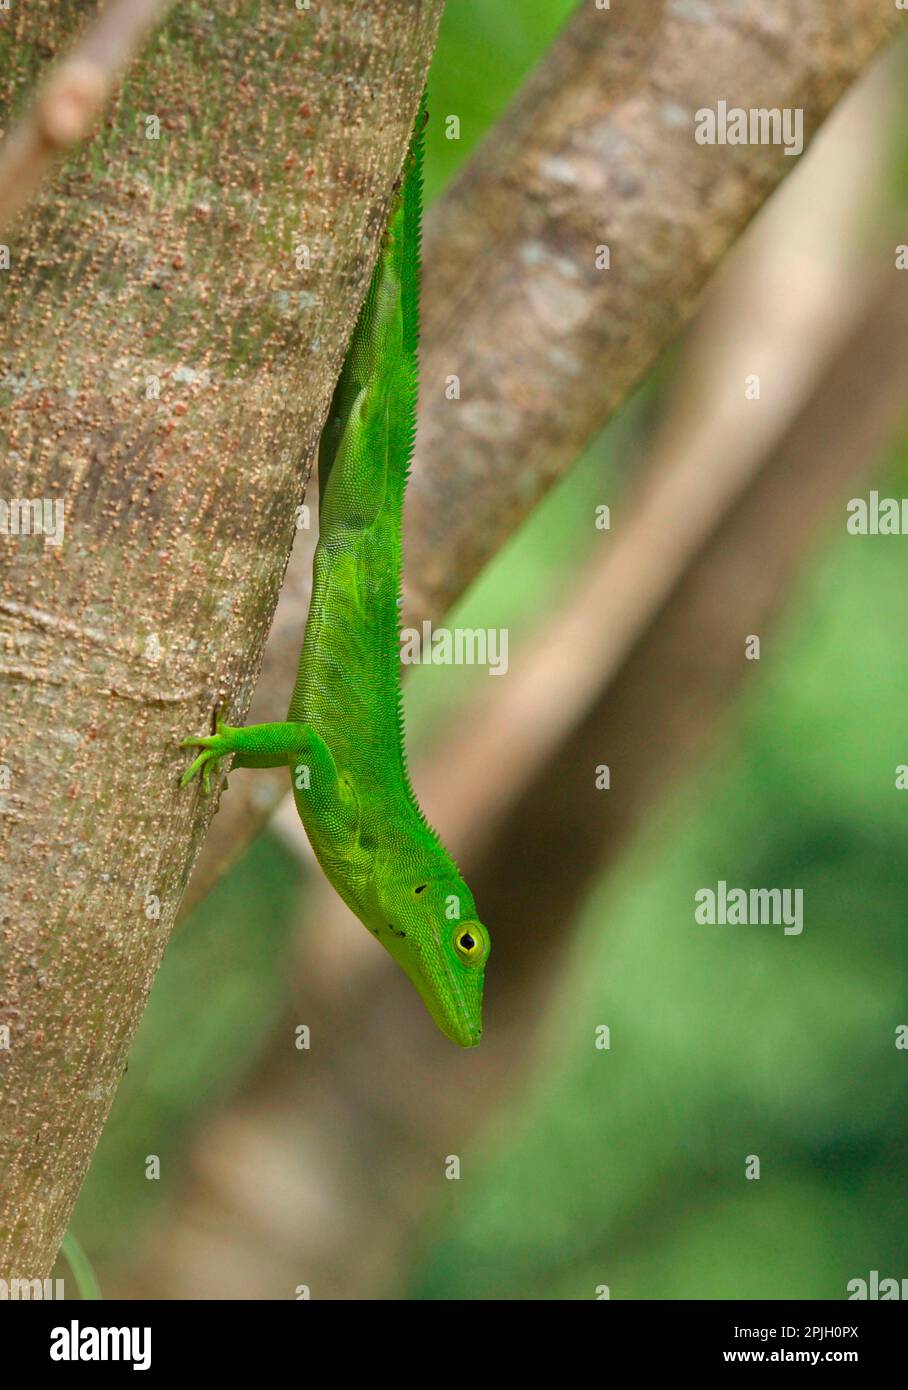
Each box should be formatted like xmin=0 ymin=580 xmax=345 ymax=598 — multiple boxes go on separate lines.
xmin=181 ymin=100 xmax=490 ymax=1047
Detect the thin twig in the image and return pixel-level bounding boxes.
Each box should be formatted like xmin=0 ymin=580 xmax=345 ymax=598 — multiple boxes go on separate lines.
xmin=0 ymin=0 xmax=173 ymax=236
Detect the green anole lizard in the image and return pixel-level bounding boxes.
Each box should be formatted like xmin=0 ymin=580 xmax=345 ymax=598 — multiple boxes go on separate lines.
xmin=180 ymin=98 xmax=490 ymax=1047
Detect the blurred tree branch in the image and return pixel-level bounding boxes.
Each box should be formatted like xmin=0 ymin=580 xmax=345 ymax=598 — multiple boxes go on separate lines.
xmin=181 ymin=0 xmax=905 ymax=914
xmin=0 ymin=0 xmax=444 ymax=1278
xmin=405 ymin=0 xmax=904 ymax=622
xmin=468 ymin=265 xmax=908 ymax=992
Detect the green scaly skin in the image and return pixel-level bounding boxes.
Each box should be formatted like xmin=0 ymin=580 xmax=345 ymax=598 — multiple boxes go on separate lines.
xmin=180 ymin=101 xmax=490 ymax=1047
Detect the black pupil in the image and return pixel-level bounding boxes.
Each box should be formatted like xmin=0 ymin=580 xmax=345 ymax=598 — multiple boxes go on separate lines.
xmin=460 ymin=933 xmax=475 ymax=951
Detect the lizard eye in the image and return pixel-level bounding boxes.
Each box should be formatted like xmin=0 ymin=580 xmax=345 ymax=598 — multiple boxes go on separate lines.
xmin=453 ymin=922 xmax=489 ymax=967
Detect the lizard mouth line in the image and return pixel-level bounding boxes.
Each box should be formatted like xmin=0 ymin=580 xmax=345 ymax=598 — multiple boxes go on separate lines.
xmin=431 ymin=920 xmax=477 ymax=1044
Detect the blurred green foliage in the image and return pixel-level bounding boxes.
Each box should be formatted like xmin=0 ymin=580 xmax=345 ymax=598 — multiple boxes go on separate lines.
xmin=410 ymin=448 xmax=908 ymax=1299
xmin=424 ymin=0 xmax=576 ymax=199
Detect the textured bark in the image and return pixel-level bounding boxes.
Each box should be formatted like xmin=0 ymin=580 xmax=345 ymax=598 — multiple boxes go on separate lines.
xmin=180 ymin=0 xmax=906 ymax=913
xmin=0 ymin=0 xmax=444 ymax=1278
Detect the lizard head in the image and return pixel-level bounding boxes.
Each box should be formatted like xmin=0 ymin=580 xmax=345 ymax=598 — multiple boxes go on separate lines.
xmin=370 ymin=872 xmax=490 ymax=1048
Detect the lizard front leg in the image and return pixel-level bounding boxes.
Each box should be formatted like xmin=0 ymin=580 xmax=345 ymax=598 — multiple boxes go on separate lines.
xmin=180 ymin=717 xmax=356 ymax=841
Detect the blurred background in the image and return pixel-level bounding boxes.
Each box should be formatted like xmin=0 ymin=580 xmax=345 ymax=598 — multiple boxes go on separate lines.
xmin=62 ymin=0 xmax=908 ymax=1298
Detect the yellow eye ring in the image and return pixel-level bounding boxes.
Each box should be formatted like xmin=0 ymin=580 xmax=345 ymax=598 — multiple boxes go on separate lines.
xmin=453 ymin=922 xmax=489 ymax=967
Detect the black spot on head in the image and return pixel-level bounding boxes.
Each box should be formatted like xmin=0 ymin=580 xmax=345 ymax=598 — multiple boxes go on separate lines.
xmin=414 ymin=884 xmax=427 ymax=894
xmin=388 ymin=923 xmax=406 ymax=938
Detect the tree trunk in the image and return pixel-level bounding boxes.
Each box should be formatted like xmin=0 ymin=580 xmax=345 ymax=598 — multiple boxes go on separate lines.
xmin=0 ymin=0 xmax=444 ymax=1279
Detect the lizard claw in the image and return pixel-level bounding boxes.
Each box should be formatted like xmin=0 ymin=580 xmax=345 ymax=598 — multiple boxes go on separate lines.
xmin=212 ymin=699 xmax=230 ymax=737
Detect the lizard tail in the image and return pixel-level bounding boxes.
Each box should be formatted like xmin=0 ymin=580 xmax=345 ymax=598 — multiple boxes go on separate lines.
xmin=315 ymin=92 xmax=424 ymax=535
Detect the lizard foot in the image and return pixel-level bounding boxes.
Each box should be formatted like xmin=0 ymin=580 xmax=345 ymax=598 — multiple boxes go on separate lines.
xmin=179 ymin=707 xmax=237 ymax=794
